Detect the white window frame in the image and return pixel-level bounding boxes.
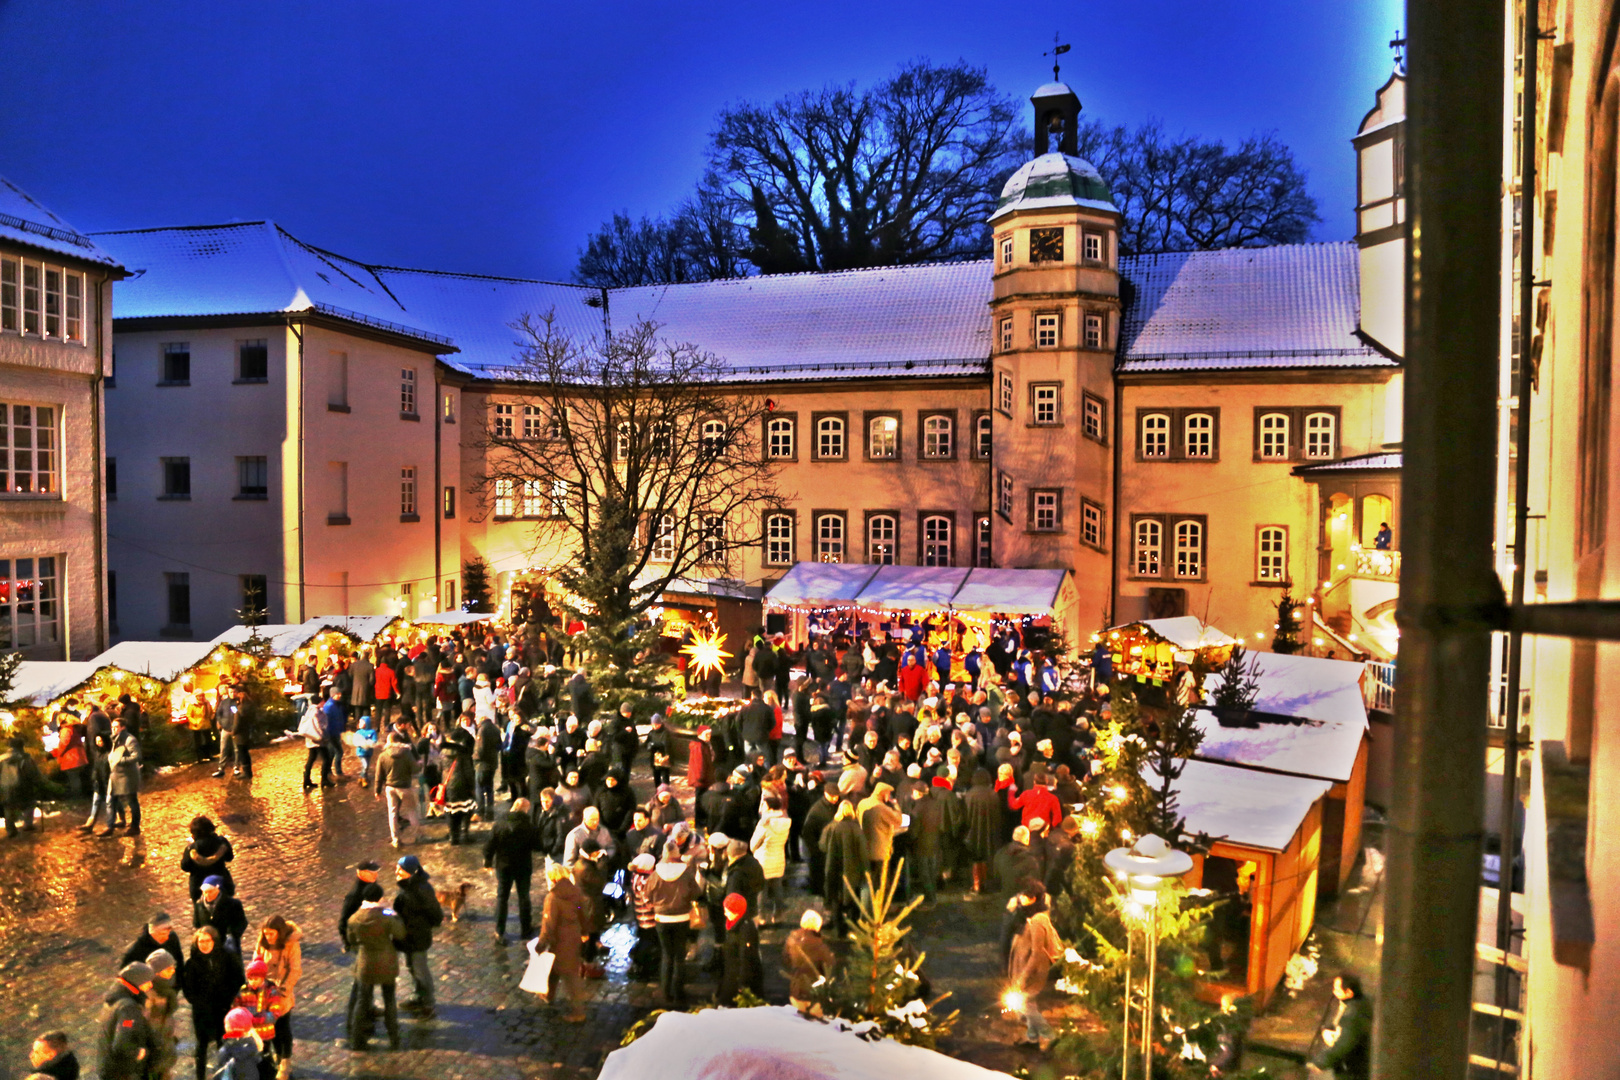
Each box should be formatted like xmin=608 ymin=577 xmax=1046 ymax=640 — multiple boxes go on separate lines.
xmin=0 ymin=258 xmax=83 ymax=343
xmin=1141 ymin=413 xmax=1170 ymax=458
xmin=0 ymin=258 xmax=16 ymax=334
xmin=522 ymin=404 xmax=543 ymax=439
xmin=975 ymin=413 xmax=993 ymax=459
xmin=1082 ymin=500 xmax=1102 ymax=548
xmin=701 ymin=418 xmax=728 ymax=456
xmin=1305 ymin=411 xmax=1337 ymax=459
xmin=520 ymin=479 xmax=544 ymax=519
xmin=1032 ymin=384 xmax=1060 ymax=425
xmin=1000 ymin=236 xmax=1014 ymax=266
xmin=1083 ymin=232 xmax=1103 ymax=262
xmin=921 ymin=515 xmax=953 ymax=567
xmin=997 ymin=471 xmax=1014 ymax=519
xmin=701 ymin=514 xmax=727 ymax=563
xmin=765 ymin=513 xmax=795 ymax=567
xmin=1174 ymin=519 xmax=1205 ymax=578
xmin=492 ymin=403 xmax=514 ymax=437
xmin=650 ymin=420 xmax=673 ymax=458
xmin=868 ymin=415 xmax=898 ymax=459
xmin=767 ymin=416 xmax=795 ymax=459
xmin=999 ymin=317 xmax=1014 ymax=352
xmin=815 ymin=512 xmax=846 ymax=563
xmin=998 ymin=370 xmax=1015 ymax=415
xmin=494 ymin=478 xmax=515 ymax=518
xmin=1257 ymin=526 xmax=1287 ymax=582
xmin=400 ymin=368 xmax=417 ymax=416
xmin=1184 ymin=413 xmax=1214 ymax=458
xmin=0 ymin=556 xmax=61 ymax=648
xmin=1259 ymin=412 xmax=1291 ymax=459
xmin=1083 ymin=394 xmax=1105 ymax=441
xmin=650 ymin=513 xmax=676 ymax=561
xmin=615 ymin=420 xmax=633 ymax=461
xmin=867 ymin=514 xmax=896 ymax=564
xmin=976 ymin=515 xmax=993 ymax=567
xmin=401 ymin=466 xmax=418 ymax=516
xmin=816 ymin=416 xmax=846 ymax=459
xmin=1036 ymin=313 xmax=1060 ymax=348
xmin=549 ymin=479 xmax=568 ymax=517
xmin=922 ymin=414 xmax=953 ymax=459
xmin=1134 ymin=519 xmax=1162 ymax=577
xmin=0 ymin=403 xmax=59 ymax=496
xmin=1084 ymin=313 xmax=1104 ymax=349
xmin=1032 ymin=490 xmax=1059 ymax=531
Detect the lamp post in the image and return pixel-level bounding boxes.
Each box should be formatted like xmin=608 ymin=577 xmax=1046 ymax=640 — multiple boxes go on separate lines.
xmin=1105 ymin=834 xmax=1193 ymax=1080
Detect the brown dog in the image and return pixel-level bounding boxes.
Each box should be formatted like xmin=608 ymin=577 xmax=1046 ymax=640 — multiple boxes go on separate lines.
xmin=436 ymin=881 xmax=472 ymax=922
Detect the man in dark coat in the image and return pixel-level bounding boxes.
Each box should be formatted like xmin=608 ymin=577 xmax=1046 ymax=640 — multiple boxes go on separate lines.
xmin=738 ymin=691 xmax=774 ymax=763
xmin=338 ymin=861 xmax=380 ymax=950
xmin=392 ymin=855 xmax=443 ymax=1014
xmin=992 ymin=826 xmax=1042 ymax=900
xmin=962 ymin=768 xmax=1003 ymax=893
xmin=800 ymin=782 xmax=840 ymax=898
xmin=906 ymin=782 xmax=955 ymax=903
xmin=482 ymin=798 xmax=541 ymax=941
xmin=1 ymin=736 xmax=45 ymax=836
xmin=27 ymin=1030 xmax=80 ymax=1080
xmin=1310 ymin=974 xmax=1373 ymax=1080
xmin=119 ymin=912 xmax=184 ymax=971
xmin=698 ymin=778 xmax=734 ymax=836
xmin=96 ymin=962 xmax=157 ymax=1080
xmin=345 ymin=882 xmax=406 ymax=1051
xmin=820 ymin=802 xmax=869 ymax=937
xmin=473 ymin=712 xmax=502 ymax=819
xmin=79 ymin=700 xmax=114 ymax=833
xmin=567 ymin=670 xmax=596 ymax=727
xmin=193 ymin=877 xmax=248 ymax=954
xmin=722 ymin=838 xmax=765 ymax=916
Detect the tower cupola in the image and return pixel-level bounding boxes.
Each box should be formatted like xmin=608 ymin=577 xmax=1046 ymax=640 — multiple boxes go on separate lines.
xmin=1031 ymin=82 xmax=1081 ymax=156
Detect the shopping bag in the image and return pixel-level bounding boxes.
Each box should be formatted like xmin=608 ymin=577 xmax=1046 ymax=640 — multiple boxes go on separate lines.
xmin=520 ymin=938 xmax=556 ymax=1001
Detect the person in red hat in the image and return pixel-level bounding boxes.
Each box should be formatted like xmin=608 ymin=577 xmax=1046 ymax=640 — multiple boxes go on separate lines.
xmin=232 ymin=960 xmax=289 ymax=1078
xmin=212 ymin=1007 xmax=264 ymax=1080
xmin=717 ymin=893 xmax=763 ymax=1005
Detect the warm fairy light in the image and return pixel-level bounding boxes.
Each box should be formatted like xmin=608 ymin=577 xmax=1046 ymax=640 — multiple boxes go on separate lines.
xmin=0 ymin=711 xmax=14 ymax=731
xmin=1001 ymin=989 xmax=1027 ymax=1014
xmin=681 ymin=629 xmax=733 ymax=682
xmin=1080 ymin=817 xmax=1101 ymax=838
xmin=1109 ymin=785 xmax=1128 ymax=802
xmin=1120 ymin=827 xmax=1134 ymax=842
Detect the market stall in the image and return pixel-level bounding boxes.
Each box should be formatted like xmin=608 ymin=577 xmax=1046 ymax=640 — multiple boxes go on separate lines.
xmin=1101 ymin=616 xmax=1239 ymax=688
xmin=6 ymin=660 xmax=103 ymax=711
xmin=93 ymin=640 xmax=265 ymax=724
xmin=1196 ymin=652 xmax=1371 ymax=896
xmin=1152 ymin=757 xmax=1331 ymax=1007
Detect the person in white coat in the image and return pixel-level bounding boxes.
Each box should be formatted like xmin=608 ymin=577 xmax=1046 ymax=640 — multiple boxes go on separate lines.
xmin=749 ymin=796 xmax=792 ymax=927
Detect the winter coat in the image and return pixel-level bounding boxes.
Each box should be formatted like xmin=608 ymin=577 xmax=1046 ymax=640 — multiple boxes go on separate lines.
xmin=349 ymin=655 xmax=374 ymax=707
xmin=963 ymin=774 xmax=1004 ymax=862
xmin=647 ymin=794 xmax=684 ymax=830
xmin=535 ymin=804 xmax=571 ymax=859
xmin=0 ymin=745 xmax=44 ymax=805
xmin=440 ymin=731 xmax=476 ymax=802
xmin=231 ymin=979 xmax=289 ymax=1042
xmin=106 ymin=730 xmax=141 ymax=796
xmin=251 ymin=922 xmax=302 ymax=1011
xmin=1007 ymin=909 xmax=1064 ymax=995
xmin=644 ymin=857 xmax=702 ymax=920
xmin=594 ymin=780 xmax=636 ymax=836
xmin=1006 ymin=784 xmax=1063 ymax=830
xmin=783 ymin=927 xmax=836 ymax=1002
xmin=739 ymin=698 xmax=774 ymax=747
xmin=31 ymin=1048 xmax=79 ymax=1080
xmin=393 ymin=871 xmax=444 ymax=952
xmin=856 ymin=784 xmax=903 ymax=864
xmin=50 ymin=720 xmax=87 ymax=773
xmin=749 ymin=812 xmax=791 ymax=880
xmin=474 ymin=718 xmax=502 ymax=766
xmin=723 ymin=851 xmax=766 ymax=914
xmin=209 ymin=1036 xmax=262 ymax=1080
xmin=346 ymin=904 xmax=407 ymax=985
xmin=145 ymin=974 xmax=181 ymax=1077
xmin=571 ymin=854 xmax=609 ymax=934
xmin=908 ymin=787 xmax=952 ymax=863
xmin=821 ymin=816 xmax=870 ymax=906
xmin=373 ymin=662 xmax=399 ymax=702
xmin=801 ymin=795 xmax=838 ymax=866
xmin=181 ymin=943 xmax=244 ymax=1042
xmin=181 ymin=834 xmax=236 ymax=900
xmin=992 ymin=840 xmax=1042 ymax=898
xmin=1311 ymin=995 xmax=1373 ymax=1080
xmin=718 ymin=915 xmax=764 ymax=1004
xmin=338 ymin=878 xmax=368 ymax=947
xmin=567 ymin=674 xmax=597 ymax=726
xmin=483 ymin=810 xmax=541 ymax=874
xmin=120 ymin=929 xmax=184 ymax=971
xmin=95 ymin=979 xmax=155 ymax=1080
xmin=193 ymin=895 xmax=248 ymax=949
xmin=563 ymin=822 xmax=615 ymax=867
xmin=372 ymin=743 xmax=418 ymax=791
xmin=536 ymin=875 xmax=586 ymax=975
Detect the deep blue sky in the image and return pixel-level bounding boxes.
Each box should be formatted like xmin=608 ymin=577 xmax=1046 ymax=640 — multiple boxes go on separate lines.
xmin=0 ymin=0 xmax=1403 ymax=281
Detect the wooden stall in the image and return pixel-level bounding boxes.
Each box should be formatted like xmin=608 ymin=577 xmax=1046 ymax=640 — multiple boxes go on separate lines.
xmin=93 ymin=640 xmax=264 ymax=722
xmin=1160 ymin=758 xmax=1331 ymax=1007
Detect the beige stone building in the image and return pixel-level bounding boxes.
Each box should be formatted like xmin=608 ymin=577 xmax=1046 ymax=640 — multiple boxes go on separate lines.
xmin=0 ymin=177 xmax=121 ymax=658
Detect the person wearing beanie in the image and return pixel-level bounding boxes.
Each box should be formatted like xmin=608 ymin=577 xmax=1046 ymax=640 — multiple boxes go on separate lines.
xmin=181 ymin=926 xmax=243 ymax=1080
xmin=338 ymin=861 xmax=380 ymax=951
xmin=392 ymin=855 xmax=442 ymax=1015
xmin=95 ymin=963 xmax=156 ymax=1080
xmin=212 ymin=1009 xmax=263 ymax=1080
xmin=145 ymin=949 xmax=182 ymax=1080
xmin=27 ymin=1030 xmax=79 ymax=1080
xmin=250 ymin=916 xmax=302 ymax=1076
xmin=193 ymin=878 xmax=248 ymax=955
xmin=717 ymin=893 xmax=763 ymax=1005
xmin=626 ymin=852 xmax=661 ymax=981
xmin=783 ymin=908 xmax=836 ymax=1015
xmin=121 ymin=913 xmax=184 ymax=971
xmin=345 ymin=882 xmax=405 ymax=1051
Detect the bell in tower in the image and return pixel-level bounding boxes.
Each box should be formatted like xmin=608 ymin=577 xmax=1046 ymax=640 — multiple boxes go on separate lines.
xmin=1032 ymin=82 xmax=1081 ymax=156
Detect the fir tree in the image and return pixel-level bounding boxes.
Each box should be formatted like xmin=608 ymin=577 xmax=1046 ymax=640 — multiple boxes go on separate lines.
xmin=1272 ymin=592 xmax=1304 ymax=654
xmin=1209 ymin=645 xmax=1261 ymax=719
xmin=462 ymin=557 xmax=492 ymax=613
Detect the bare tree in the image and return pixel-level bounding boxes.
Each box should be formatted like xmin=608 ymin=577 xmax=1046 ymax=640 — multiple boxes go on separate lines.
xmin=572 ymin=184 xmax=750 ymax=288
xmin=477 ymin=314 xmax=785 ymax=695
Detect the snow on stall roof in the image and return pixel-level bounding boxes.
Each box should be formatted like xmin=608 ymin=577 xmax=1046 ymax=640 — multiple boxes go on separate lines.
xmin=413 ymin=610 xmax=496 ymax=628
xmin=599 ymin=1005 xmax=1015 ymax=1080
xmin=1117 ymin=616 xmax=1238 ymax=650
xmin=861 ymin=564 xmax=972 ymax=611
xmin=951 ymin=567 xmax=1069 ymax=615
xmin=1146 ymin=758 xmax=1331 ymax=851
xmin=6 ymin=661 xmax=103 ymax=707
xmin=92 ymin=640 xmax=232 ymax=682
xmin=211 ymin=623 xmax=325 ymax=657
xmin=1294 ymin=450 xmax=1402 ymax=475
xmin=0 ymin=176 xmax=123 ymax=267
xmin=1116 ymin=244 xmax=1394 ymax=374
xmin=766 ymin=563 xmax=882 ymax=606
xmin=1192 ymin=709 xmax=1367 ymax=783
xmin=306 ymin=615 xmax=403 ymax=643
xmin=1204 ymin=652 xmax=1369 ymax=729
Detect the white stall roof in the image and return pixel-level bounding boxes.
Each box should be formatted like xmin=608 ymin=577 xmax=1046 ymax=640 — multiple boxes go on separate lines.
xmin=7 ymin=661 xmax=102 ymax=707
xmin=951 ymin=567 xmax=1069 ymax=615
xmin=861 ymin=564 xmax=971 ymax=611
xmin=1124 ymin=616 xmax=1239 ymax=650
xmin=1203 ymin=651 xmax=1368 ymax=728
xmin=764 ymin=562 xmax=881 ymax=606
xmin=1192 ymin=711 xmax=1367 ymax=783
xmin=306 ymin=615 xmax=402 ymax=642
xmin=1146 ymin=757 xmax=1331 ymax=852
xmin=92 ymin=641 xmax=229 ymax=681
xmin=211 ymin=624 xmax=321 ymax=657
xmin=414 ymin=610 xmax=496 ymax=627
xmin=599 ymin=1005 xmax=1014 ymax=1080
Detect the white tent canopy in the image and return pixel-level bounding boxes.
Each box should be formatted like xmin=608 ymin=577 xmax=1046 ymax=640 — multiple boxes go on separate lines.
xmin=6 ymin=661 xmax=102 ymax=707
xmin=91 ymin=640 xmax=234 ymax=682
xmin=860 ymin=564 xmax=970 ymax=611
xmin=598 ymin=1006 xmax=1014 ymax=1080
xmin=765 ymin=562 xmax=881 ymax=607
xmin=413 ymin=610 xmax=494 ymax=627
xmin=1146 ymin=757 xmax=1332 ymax=851
xmin=951 ymin=567 xmax=1069 ymax=615
xmin=1125 ymin=615 xmax=1239 ymax=650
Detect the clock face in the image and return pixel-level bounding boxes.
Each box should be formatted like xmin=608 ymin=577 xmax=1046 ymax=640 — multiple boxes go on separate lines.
xmin=1029 ymin=227 xmax=1065 ymax=263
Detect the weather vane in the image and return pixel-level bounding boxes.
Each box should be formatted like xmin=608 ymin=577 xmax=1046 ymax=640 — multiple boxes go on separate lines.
xmin=1389 ymin=28 xmax=1407 ymax=72
xmin=1044 ymin=32 xmax=1071 ymax=82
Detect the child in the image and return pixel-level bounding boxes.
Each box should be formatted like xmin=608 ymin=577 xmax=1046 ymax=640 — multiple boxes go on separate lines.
xmin=627 ymin=854 xmax=661 ymax=981
xmin=353 ymin=714 xmax=379 ymax=785
xmin=717 ymin=893 xmax=763 ymax=1005
xmin=213 ymin=1007 xmax=264 ymax=1080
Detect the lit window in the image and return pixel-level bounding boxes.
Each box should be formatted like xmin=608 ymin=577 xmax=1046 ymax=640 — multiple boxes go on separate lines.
xmin=1259 ymin=413 xmax=1290 ymax=459
xmin=1258 ymin=526 xmax=1287 ymax=581
xmin=1134 ymin=519 xmax=1162 ymax=577
xmin=1184 ymin=413 xmax=1214 ymax=458
xmin=998 ymin=371 xmax=1015 ymax=415
xmin=401 ymin=466 xmax=417 ymax=516
xmin=523 ymin=405 xmax=543 ymax=439
xmin=816 ymin=416 xmax=845 ymax=459
xmin=816 ymin=513 xmax=845 ymax=563
xmin=1141 ymin=413 xmax=1169 ymax=458
xmin=702 ymin=514 xmax=726 ymax=561
xmin=493 ymin=403 xmax=514 ymax=437
xmin=1036 ymin=314 xmax=1059 ymax=348
xmin=548 ymin=478 xmax=566 ymax=517
xmin=1000 ymin=317 xmax=1014 ymax=352
xmin=923 ymin=415 xmax=953 ymax=458
xmin=651 ymin=514 xmax=676 ymax=561
xmin=1305 ymin=412 xmax=1337 ymax=459
xmin=494 ymin=478 xmax=515 ymax=517
xmin=975 ymin=413 xmax=993 ymax=458
xmin=922 ymin=515 xmax=953 ymax=567
xmin=236 ymin=456 xmax=268 ymax=498
xmin=0 ymin=404 xmax=58 ymax=494
xmin=998 ymin=471 xmax=1014 ymax=518
xmin=1083 ymin=233 xmax=1103 ymax=262
xmin=1174 ymin=519 xmax=1204 ymax=578
xmin=1084 ymin=313 xmax=1103 ymax=349
xmin=615 ymin=420 xmax=632 ymax=460
xmin=1000 ymin=236 xmax=1014 ymax=266
xmin=443 ymin=486 xmax=456 ymax=518
xmin=767 ymin=416 xmax=795 ymax=458
xmin=1032 ymin=490 xmax=1059 ymax=531
xmin=868 ymin=514 xmax=896 ymax=564
xmin=765 ymin=513 xmax=795 ymax=566
xmin=976 ymin=515 xmax=992 ymax=567
xmin=1033 ymin=384 xmax=1059 ymax=424
xmin=443 ymin=394 xmax=457 ymax=423
xmin=1083 ymin=395 xmax=1105 ymax=441
xmin=868 ymin=415 xmax=898 ymax=459
xmin=0 ymin=557 xmax=60 ymax=647
xmin=400 ymin=368 xmax=417 ymax=415
xmin=1082 ymin=501 xmax=1102 ymax=548
xmin=521 ymin=479 xmax=544 ymax=518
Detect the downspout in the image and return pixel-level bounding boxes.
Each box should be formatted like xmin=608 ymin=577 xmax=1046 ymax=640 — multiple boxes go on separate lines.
xmin=1109 ymin=368 xmax=1123 ymax=628
xmin=1375 ymin=3 xmax=1504 ymax=1078
xmin=434 ymin=366 xmax=443 ymax=613
xmin=88 ymin=273 xmax=110 ymax=654
xmin=290 ymin=319 xmax=306 ymax=622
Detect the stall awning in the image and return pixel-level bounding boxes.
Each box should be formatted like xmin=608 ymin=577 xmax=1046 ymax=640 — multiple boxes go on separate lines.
xmin=860 ymin=564 xmax=971 ymax=611
xmin=764 ymin=562 xmax=881 ymax=606
xmin=951 ymin=567 xmax=1068 ymax=615
xmin=413 ymin=611 xmax=495 ymax=628
xmin=6 ymin=661 xmax=103 ymax=707
xmin=1119 ymin=616 xmax=1239 ymax=650
xmin=92 ymin=641 xmax=232 ymax=682
xmin=1147 ymin=758 xmax=1331 ymax=851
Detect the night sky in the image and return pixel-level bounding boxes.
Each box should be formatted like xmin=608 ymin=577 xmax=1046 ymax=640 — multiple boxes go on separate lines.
xmin=0 ymin=0 xmax=1402 ymax=281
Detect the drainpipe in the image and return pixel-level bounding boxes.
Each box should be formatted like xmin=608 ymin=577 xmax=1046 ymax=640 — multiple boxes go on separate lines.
xmin=290 ymin=319 xmax=306 ymax=622
xmin=88 ymin=273 xmax=110 ymax=655
xmin=1109 ymin=371 xmax=1123 ymax=627
xmin=434 ymin=367 xmax=443 ymax=616
xmin=1375 ymin=3 xmax=1504 ymax=1078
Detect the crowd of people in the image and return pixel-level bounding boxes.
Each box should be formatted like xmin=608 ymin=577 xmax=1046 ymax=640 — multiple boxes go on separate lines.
xmin=7 ymin=617 xmax=1369 ymax=1080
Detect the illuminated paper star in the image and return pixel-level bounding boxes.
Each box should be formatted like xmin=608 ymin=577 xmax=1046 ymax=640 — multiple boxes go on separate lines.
xmin=681 ymin=629 xmax=733 ymax=681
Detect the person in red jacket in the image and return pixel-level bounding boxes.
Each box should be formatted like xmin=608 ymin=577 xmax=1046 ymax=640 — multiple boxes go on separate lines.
xmin=688 ymin=727 xmax=716 ymax=822
xmin=233 ymin=959 xmax=290 ymax=1074
xmin=372 ymin=663 xmax=399 ymax=725
xmin=1005 ymin=774 xmax=1063 ymax=830
xmin=897 ymin=655 xmax=928 ymax=702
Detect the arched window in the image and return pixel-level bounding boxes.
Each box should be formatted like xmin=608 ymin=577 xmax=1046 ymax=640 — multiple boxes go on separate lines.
xmin=650 ymin=514 xmax=675 ymax=562
xmin=1141 ymin=413 xmax=1170 ymax=458
xmin=1259 ymin=412 xmax=1290 ymax=459
xmin=976 ymin=515 xmax=993 ymax=567
xmin=1184 ymin=413 xmax=1214 ymax=458
xmin=1174 ymin=518 xmax=1204 ymax=578
xmin=975 ymin=413 xmax=993 ymax=459
xmin=868 ymin=514 xmax=897 ymax=564
xmin=815 ymin=513 xmax=845 ymax=563
xmin=923 ymin=414 xmax=953 ymax=458
xmin=764 ymin=513 xmax=794 ymax=566
xmin=922 ymin=515 xmax=952 ymax=566
xmin=614 ymin=420 xmax=632 ymax=461
xmin=869 ymin=415 xmax=898 ymax=459
xmin=767 ymin=416 xmax=795 ymax=459
xmin=1304 ymin=412 xmax=1336 ymax=458
xmin=701 ymin=419 xmax=728 ymax=456
xmin=816 ymin=415 xmax=845 ymax=459
xmin=1257 ymin=526 xmax=1286 ymax=581
xmin=1134 ymin=519 xmax=1161 ymax=576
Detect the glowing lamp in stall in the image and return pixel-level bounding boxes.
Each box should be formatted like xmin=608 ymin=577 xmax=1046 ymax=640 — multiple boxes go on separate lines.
xmin=1079 ymin=817 xmax=1101 ymax=838
xmin=0 ymin=710 xmax=14 ymax=732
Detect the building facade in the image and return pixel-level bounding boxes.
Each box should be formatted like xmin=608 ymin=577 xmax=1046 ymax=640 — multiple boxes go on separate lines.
xmin=0 ymin=177 xmax=121 ymax=659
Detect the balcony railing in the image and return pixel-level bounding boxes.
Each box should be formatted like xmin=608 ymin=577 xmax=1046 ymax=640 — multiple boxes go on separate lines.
xmin=1353 ymin=547 xmax=1402 ymax=581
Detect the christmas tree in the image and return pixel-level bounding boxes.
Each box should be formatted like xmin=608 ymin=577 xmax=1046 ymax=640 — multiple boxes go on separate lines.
xmin=1272 ymin=592 xmax=1304 ymax=654
xmin=462 ymin=557 xmax=492 ymax=613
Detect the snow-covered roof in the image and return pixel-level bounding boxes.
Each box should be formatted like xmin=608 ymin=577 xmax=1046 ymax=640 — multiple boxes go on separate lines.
xmin=861 ymin=564 xmax=972 ymax=611
xmin=92 ymin=222 xmax=454 ymax=350
xmin=765 ymin=562 xmax=882 ymax=607
xmin=6 ymin=661 xmax=103 ymax=707
xmin=413 ymin=610 xmax=496 ymax=627
xmin=306 ymin=615 xmax=405 ymax=643
xmin=949 ymin=567 xmax=1069 ymax=615
xmin=1192 ymin=709 xmax=1367 ymax=783
xmin=1203 ymin=652 xmax=1369 ymax=729
xmin=1117 ymin=244 xmax=1394 ymax=374
xmin=1147 ymin=757 xmax=1332 ymax=851
xmin=599 ymin=1005 xmax=1013 ymax=1080
xmin=1295 ymin=450 xmax=1402 ymax=475
xmin=1118 ymin=616 xmax=1238 ymax=650
xmin=92 ymin=640 xmax=235 ymax=682
xmin=0 ymin=176 xmax=123 ymax=268
xmin=210 ymin=623 xmax=327 ymax=657
xmin=990 ymin=152 xmax=1117 ymax=222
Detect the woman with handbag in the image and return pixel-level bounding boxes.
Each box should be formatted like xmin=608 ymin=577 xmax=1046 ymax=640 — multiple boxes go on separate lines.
xmin=644 ymin=843 xmax=702 ymax=1008
xmin=535 ymin=862 xmax=587 ymax=1022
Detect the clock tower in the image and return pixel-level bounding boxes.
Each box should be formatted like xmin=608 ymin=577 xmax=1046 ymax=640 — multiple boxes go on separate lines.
xmin=988 ymin=80 xmax=1122 ymax=629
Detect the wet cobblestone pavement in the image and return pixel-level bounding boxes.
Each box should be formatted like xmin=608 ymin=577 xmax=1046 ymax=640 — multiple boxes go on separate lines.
xmin=0 ymin=740 xmax=1036 ymax=1080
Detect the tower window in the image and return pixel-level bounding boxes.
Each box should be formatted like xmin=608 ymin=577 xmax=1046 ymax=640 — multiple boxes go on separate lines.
xmin=997 ymin=471 xmax=1014 ymax=520
xmin=974 ymin=412 xmax=993 ymax=459
xmin=1084 ymin=313 xmax=1104 ymax=349
xmin=998 ymin=371 xmax=1015 ymax=416
xmin=1036 ymin=314 xmax=1060 ymax=348
xmin=976 ymin=515 xmax=992 ymax=567
xmin=1081 ymin=499 xmax=1104 ymax=550
xmin=1031 ymin=384 xmax=1060 ymax=425
xmin=1000 ymin=317 xmax=1014 ymax=353
xmin=1083 ymin=232 xmax=1104 ymax=262
xmin=1000 ymin=236 xmax=1014 ymax=266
